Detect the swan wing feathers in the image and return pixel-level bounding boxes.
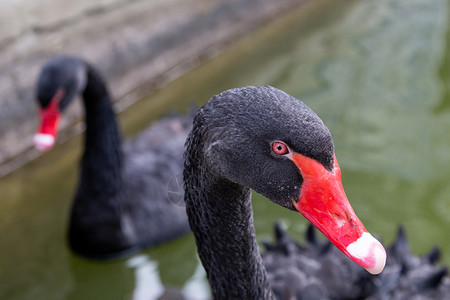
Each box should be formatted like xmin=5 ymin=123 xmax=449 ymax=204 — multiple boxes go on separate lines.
xmin=262 ymin=224 xmax=450 ymax=299
xmin=120 ymin=114 xmax=192 ymax=246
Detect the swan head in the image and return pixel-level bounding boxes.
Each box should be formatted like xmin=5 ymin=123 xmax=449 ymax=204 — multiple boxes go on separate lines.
xmin=34 ymin=55 xmax=87 ymax=151
xmin=195 ymin=85 xmax=386 ymax=274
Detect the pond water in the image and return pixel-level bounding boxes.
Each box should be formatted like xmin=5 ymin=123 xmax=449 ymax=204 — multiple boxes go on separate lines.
xmin=1 ymin=0 xmax=450 ymax=299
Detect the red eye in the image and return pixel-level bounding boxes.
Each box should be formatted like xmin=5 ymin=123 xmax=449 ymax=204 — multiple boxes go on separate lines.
xmin=272 ymin=141 xmax=289 ymax=155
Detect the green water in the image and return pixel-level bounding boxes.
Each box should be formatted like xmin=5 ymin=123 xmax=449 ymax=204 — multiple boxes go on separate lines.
xmin=1 ymin=0 xmax=450 ymax=299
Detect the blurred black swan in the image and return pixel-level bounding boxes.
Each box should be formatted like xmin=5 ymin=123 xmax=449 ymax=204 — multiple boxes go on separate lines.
xmin=183 ymin=85 xmax=449 ymax=299
xmin=34 ymin=55 xmax=190 ymax=260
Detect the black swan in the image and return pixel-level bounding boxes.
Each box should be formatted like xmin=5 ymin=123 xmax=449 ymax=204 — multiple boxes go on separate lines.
xmin=33 ymin=55 xmax=190 ymax=259
xmin=184 ymin=86 xmax=387 ymax=299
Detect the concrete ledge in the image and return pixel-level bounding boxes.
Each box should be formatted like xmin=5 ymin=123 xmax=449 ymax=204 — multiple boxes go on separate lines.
xmin=0 ymin=0 xmax=307 ymax=176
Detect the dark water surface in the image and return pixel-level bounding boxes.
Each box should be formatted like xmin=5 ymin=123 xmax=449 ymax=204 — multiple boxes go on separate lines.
xmin=1 ymin=0 xmax=450 ymax=299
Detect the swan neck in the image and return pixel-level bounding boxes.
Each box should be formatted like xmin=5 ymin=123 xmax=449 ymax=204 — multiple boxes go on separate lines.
xmin=79 ymin=65 xmax=123 ymax=190
xmin=184 ymin=157 xmax=275 ymax=299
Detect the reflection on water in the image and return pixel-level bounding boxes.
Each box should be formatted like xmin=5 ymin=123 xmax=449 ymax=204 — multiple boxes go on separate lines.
xmin=126 ymin=255 xmax=164 ymax=300
xmin=1 ymin=0 xmax=450 ymax=299
xmin=124 ymin=254 xmax=209 ymax=300
xmin=181 ymin=260 xmax=209 ymax=300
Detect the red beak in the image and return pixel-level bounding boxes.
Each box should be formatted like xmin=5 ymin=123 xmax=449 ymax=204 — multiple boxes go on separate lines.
xmin=290 ymin=153 xmax=386 ymax=274
xmin=34 ymin=89 xmax=64 ymax=151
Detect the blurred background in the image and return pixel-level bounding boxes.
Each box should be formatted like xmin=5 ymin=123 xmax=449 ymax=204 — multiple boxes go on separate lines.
xmin=1 ymin=0 xmax=450 ymax=299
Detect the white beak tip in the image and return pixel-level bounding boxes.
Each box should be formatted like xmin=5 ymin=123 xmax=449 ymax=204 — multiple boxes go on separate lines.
xmin=346 ymin=232 xmax=387 ymax=275
xmin=34 ymin=133 xmax=55 ymax=151
xmin=364 ymin=244 xmax=386 ymax=275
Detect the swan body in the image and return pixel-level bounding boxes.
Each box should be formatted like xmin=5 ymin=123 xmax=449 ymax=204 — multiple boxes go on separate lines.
xmin=34 ymin=55 xmax=190 ymax=259
xmin=263 ymin=223 xmax=450 ymax=299
xmin=184 ymin=86 xmax=386 ymax=299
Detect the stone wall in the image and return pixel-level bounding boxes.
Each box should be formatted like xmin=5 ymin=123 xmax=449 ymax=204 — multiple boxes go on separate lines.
xmin=0 ymin=0 xmax=306 ymax=176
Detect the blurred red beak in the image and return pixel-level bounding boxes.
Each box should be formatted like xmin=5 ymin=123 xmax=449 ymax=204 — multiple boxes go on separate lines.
xmin=34 ymin=89 xmax=64 ymax=151
xmin=290 ymin=153 xmax=386 ymax=275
